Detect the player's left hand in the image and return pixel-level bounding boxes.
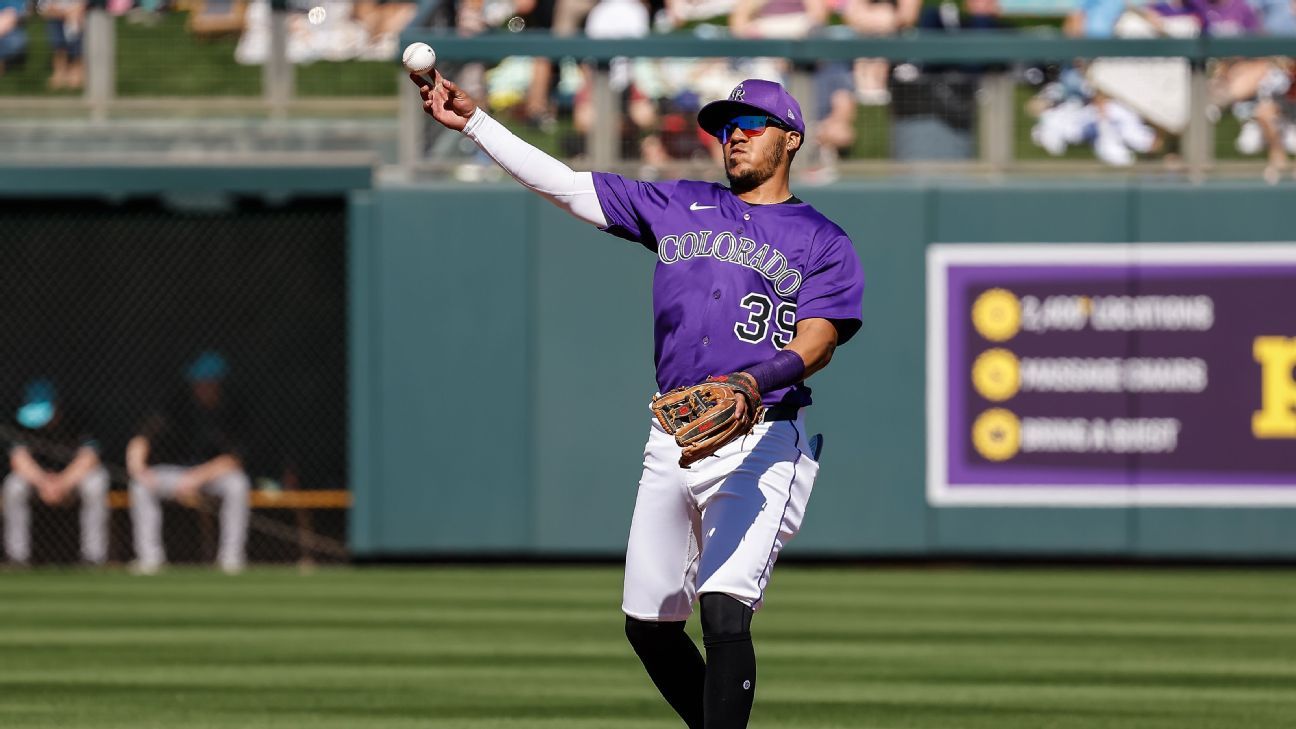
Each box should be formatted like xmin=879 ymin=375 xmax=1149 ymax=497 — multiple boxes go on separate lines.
xmin=651 ymin=372 xmax=764 ymax=468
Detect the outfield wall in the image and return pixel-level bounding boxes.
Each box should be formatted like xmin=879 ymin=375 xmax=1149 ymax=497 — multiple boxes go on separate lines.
xmin=350 ymin=181 xmax=1296 ymax=559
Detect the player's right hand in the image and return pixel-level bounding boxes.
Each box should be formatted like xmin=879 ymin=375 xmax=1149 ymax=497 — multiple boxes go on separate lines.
xmin=410 ymin=71 xmax=477 ymax=132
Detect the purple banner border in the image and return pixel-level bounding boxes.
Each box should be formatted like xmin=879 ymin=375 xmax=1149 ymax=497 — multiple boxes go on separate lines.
xmin=943 ymin=261 xmax=1296 ymax=490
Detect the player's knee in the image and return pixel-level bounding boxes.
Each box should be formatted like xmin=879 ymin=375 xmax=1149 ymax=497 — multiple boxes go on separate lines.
xmin=625 ymin=615 xmax=686 ymax=652
xmin=82 ymin=469 xmax=109 ymax=496
xmin=699 ymin=593 xmax=753 ymax=646
xmin=3 ymin=473 xmax=29 ymax=498
xmin=221 ymin=471 xmax=251 ymax=496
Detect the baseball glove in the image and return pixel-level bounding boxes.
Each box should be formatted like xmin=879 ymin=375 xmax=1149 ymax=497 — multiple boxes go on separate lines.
xmin=651 ymin=372 xmax=764 ymax=468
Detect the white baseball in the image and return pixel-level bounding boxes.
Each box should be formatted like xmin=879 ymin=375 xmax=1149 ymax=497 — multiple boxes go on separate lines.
xmin=402 ymin=42 xmax=437 ymax=75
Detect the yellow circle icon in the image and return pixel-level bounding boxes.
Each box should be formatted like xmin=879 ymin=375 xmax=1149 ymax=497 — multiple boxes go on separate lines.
xmin=971 ymin=348 xmax=1021 ymax=402
xmin=971 ymin=288 xmax=1021 ymax=342
xmin=971 ymin=408 xmax=1021 ymax=462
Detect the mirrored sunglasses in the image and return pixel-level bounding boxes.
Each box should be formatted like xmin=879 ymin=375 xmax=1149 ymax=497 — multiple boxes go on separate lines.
xmin=716 ymin=115 xmax=788 ymax=144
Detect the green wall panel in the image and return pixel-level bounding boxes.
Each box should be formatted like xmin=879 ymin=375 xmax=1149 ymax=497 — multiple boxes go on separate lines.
xmin=1135 ymin=510 xmax=1296 ymax=557
xmin=932 ymin=509 xmax=1134 ymax=554
xmin=530 ymin=203 xmax=657 ymax=552
xmin=932 ymin=183 xmax=1133 ymax=243
xmin=1135 ymin=184 xmax=1296 ymax=242
xmin=787 ymin=186 xmax=931 ymax=553
xmin=356 ymin=187 xmax=534 ymax=553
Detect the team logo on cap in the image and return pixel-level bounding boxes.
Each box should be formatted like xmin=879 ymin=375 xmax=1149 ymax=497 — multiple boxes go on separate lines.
xmin=788 ymin=109 xmax=795 ymax=120
xmin=730 ymin=84 xmax=745 ymax=101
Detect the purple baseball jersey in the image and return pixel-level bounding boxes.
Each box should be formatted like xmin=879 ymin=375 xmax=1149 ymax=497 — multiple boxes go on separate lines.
xmin=593 ymin=173 xmax=865 ymax=408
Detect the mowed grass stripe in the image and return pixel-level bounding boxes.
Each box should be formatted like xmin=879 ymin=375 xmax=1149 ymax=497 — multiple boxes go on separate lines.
xmin=1 ymin=566 xmax=1293 ymax=729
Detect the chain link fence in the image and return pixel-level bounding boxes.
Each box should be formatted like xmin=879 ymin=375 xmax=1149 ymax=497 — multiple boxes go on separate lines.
xmin=0 ymin=195 xmax=348 ymax=569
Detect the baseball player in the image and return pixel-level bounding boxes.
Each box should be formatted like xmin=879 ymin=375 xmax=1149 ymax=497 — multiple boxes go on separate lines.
xmin=413 ymin=73 xmax=863 ymax=729
xmin=3 ymin=379 xmax=109 ymax=566
xmin=126 ymin=351 xmax=250 ymax=575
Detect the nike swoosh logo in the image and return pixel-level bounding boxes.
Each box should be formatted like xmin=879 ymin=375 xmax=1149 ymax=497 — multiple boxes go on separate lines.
xmin=689 ymin=202 xmax=717 ymax=211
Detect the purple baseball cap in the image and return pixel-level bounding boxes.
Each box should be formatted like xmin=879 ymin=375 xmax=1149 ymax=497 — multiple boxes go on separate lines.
xmin=697 ymin=79 xmax=805 ymax=138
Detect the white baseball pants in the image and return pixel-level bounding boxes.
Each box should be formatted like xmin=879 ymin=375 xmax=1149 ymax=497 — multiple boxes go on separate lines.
xmin=3 ymin=467 xmax=110 ymax=565
xmin=129 ymin=465 xmax=250 ymax=572
xmin=622 ymin=413 xmax=820 ymax=621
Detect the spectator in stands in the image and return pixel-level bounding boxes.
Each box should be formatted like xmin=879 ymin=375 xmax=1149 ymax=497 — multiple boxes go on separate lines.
xmin=40 ymin=0 xmax=84 ymax=89
xmin=3 ymin=379 xmax=109 ymax=567
xmin=1029 ymin=0 xmax=1164 ymax=166
xmin=889 ymin=0 xmax=1005 ymax=160
xmin=0 ymin=0 xmax=29 ymax=77
xmin=515 ymin=0 xmax=560 ymax=128
xmin=1250 ymin=0 xmax=1296 ymax=34
xmin=1230 ymin=61 xmax=1296 ymax=181
xmin=1151 ymin=0 xmax=1294 ymax=180
xmin=1064 ymin=0 xmax=1126 ymax=37
xmin=554 ymin=0 xmax=598 ymax=35
xmin=127 ymin=351 xmax=250 ymax=575
xmin=844 ymin=0 xmax=896 ymax=105
xmin=573 ymin=0 xmax=672 ymax=169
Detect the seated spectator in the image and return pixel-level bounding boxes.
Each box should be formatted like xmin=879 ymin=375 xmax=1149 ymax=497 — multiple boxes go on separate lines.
xmin=3 ymin=379 xmax=109 ymax=567
xmin=573 ymin=0 xmax=668 ymax=168
xmin=1217 ymin=58 xmax=1294 ymax=181
xmin=844 ymin=0 xmax=897 ymax=105
xmin=889 ymin=0 xmax=1005 ymax=161
xmin=1064 ymin=0 xmax=1126 ymax=37
xmin=1250 ymin=0 xmax=1296 ymax=34
xmin=127 ymin=351 xmax=250 ymax=575
xmin=39 ymin=0 xmax=83 ymax=89
xmin=0 ymin=0 xmax=29 ymax=77
xmin=1031 ymin=0 xmax=1170 ymax=167
xmin=1156 ymin=0 xmax=1294 ymax=180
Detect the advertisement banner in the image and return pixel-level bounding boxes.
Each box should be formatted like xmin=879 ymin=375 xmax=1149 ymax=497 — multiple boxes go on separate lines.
xmin=927 ymin=244 xmax=1296 ymax=506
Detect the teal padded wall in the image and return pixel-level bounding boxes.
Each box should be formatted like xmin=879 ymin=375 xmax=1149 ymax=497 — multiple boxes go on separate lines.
xmin=349 ymin=181 xmax=1296 ymax=558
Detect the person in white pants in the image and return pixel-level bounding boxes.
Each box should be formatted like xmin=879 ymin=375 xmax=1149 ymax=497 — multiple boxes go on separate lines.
xmin=3 ymin=379 xmax=109 ymax=566
xmin=126 ymin=351 xmax=249 ymax=575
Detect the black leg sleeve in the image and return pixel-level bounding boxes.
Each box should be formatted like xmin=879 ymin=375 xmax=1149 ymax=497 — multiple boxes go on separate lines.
xmin=699 ymin=593 xmax=756 ymax=729
xmin=625 ymin=616 xmax=706 ymax=729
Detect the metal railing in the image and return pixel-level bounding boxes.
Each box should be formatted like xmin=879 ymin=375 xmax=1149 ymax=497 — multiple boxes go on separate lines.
xmin=396 ymin=32 xmax=1296 ymax=180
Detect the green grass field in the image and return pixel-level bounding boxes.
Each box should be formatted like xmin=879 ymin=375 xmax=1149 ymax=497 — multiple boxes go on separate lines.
xmin=1 ymin=566 xmax=1293 ymax=728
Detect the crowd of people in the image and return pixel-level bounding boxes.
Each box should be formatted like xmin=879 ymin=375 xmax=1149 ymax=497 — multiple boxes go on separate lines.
xmin=3 ymin=351 xmax=250 ymax=573
xmin=1033 ymin=0 xmax=1296 ymax=177
xmin=449 ymin=0 xmax=1013 ymax=178
xmin=442 ymin=0 xmax=1296 ymax=177
xmin=2 ymin=0 xmax=1294 ymax=172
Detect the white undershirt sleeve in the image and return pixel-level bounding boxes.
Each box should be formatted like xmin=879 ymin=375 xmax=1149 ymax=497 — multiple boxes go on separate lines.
xmin=461 ymin=109 xmax=608 ymax=228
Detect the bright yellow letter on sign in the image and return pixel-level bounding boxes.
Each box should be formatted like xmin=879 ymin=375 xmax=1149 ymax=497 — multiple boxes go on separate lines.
xmin=1253 ymin=336 xmax=1296 ymax=439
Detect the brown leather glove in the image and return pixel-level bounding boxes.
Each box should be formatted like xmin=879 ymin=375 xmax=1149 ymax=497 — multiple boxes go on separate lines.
xmin=651 ymin=372 xmax=764 ymax=468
